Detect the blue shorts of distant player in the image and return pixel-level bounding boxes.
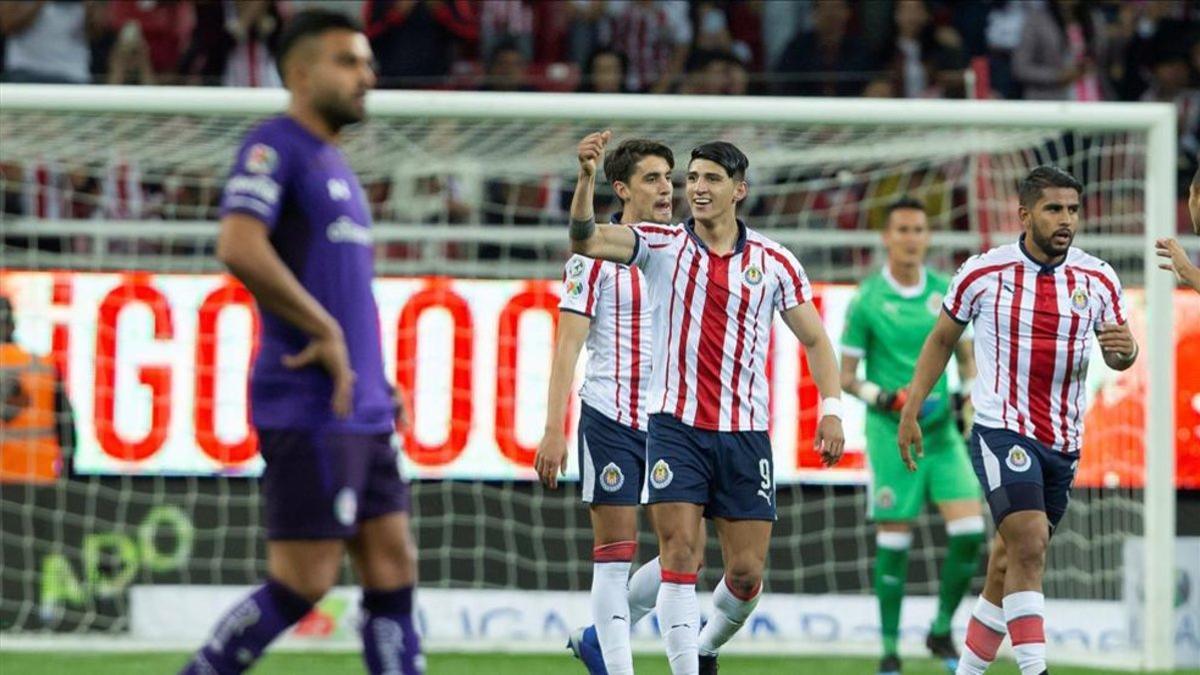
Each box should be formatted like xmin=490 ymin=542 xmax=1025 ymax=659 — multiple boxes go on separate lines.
xmin=969 ymin=424 xmax=1078 ymax=532
xmin=577 ymin=402 xmax=647 ymax=506
xmin=641 ymin=412 xmax=776 ymax=521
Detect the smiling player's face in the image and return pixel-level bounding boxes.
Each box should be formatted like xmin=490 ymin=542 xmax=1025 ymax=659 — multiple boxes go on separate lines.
xmin=618 ymin=155 xmax=673 ymax=224
xmin=1020 ymin=187 xmax=1080 ymax=260
xmin=303 ymin=30 xmax=376 ymax=130
xmin=686 ymin=158 xmax=745 ymax=225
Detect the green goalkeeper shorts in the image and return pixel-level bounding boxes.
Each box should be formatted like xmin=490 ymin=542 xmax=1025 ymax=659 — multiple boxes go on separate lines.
xmin=865 ymin=419 xmax=980 ymax=521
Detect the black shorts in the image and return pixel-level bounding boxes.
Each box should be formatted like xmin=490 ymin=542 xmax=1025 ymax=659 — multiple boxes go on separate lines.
xmin=968 ymin=424 xmax=1078 ymax=531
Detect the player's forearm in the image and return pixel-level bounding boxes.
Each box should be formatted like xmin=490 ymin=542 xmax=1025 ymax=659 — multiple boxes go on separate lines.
xmin=902 ymin=335 xmax=955 ymax=418
xmin=569 ymin=170 xmax=596 ymax=232
xmin=955 ymin=340 xmax=976 ymax=388
xmin=806 ymin=333 xmax=844 ymax=402
xmin=543 ymin=333 xmax=586 ymax=434
xmin=219 ymin=236 xmax=340 ymax=341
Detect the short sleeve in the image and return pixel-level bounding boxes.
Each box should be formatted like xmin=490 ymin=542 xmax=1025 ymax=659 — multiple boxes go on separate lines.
xmin=219 ymin=128 xmax=291 ymax=231
xmin=840 ymin=291 xmax=869 ymax=358
xmin=943 ymin=256 xmax=985 ymax=324
xmin=1092 ymin=264 xmax=1127 ymax=330
xmin=767 ymin=246 xmax=811 ymax=312
xmin=560 ymin=256 xmax=605 ymax=318
xmin=629 ymin=223 xmax=684 ymax=271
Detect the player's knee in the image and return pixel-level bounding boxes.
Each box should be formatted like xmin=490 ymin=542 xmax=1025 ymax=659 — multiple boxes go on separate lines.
xmin=724 ymin=568 xmax=762 ymax=599
xmin=1006 ymin=532 xmax=1047 ymax=571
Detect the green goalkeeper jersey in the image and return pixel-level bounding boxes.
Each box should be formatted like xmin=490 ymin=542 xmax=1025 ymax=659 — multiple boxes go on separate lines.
xmin=841 ymin=266 xmax=953 ymax=431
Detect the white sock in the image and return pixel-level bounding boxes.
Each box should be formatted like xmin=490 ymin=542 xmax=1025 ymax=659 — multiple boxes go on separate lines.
xmin=1003 ymin=591 xmax=1046 ymax=675
xmin=657 ymin=569 xmax=699 ymax=675
xmin=698 ymin=576 xmax=760 ymax=656
xmin=627 ymin=556 xmax=662 ymax=626
xmin=592 ymin=561 xmax=634 ymax=675
xmin=957 ymin=596 xmax=1007 ymax=675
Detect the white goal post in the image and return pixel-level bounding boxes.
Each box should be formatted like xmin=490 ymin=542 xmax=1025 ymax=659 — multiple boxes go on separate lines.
xmin=0 ymin=85 xmax=1179 ymax=669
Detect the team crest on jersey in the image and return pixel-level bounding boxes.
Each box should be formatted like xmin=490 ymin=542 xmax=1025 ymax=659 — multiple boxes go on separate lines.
xmin=599 ymin=463 xmax=625 ymax=492
xmin=334 ymin=487 xmax=357 ymax=526
xmin=876 ymin=486 xmax=896 ymax=510
xmin=926 ymin=292 xmax=944 ymax=316
xmin=650 ymin=459 xmax=674 ymax=489
xmin=743 ymin=265 xmax=764 ymax=286
xmin=245 ymin=143 xmax=277 ymax=174
xmin=565 ymin=280 xmax=584 ymax=297
xmin=1070 ymin=287 xmax=1089 ymax=312
xmin=1006 ymin=446 xmax=1032 ymax=472
xmin=568 ymin=258 xmax=586 ymax=278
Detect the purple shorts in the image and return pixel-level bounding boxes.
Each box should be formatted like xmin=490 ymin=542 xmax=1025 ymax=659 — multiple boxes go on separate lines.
xmin=258 ymin=429 xmax=410 ymax=540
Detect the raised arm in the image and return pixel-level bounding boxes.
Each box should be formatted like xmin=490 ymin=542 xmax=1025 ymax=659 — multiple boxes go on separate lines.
xmin=781 ymin=302 xmax=845 ymax=467
xmin=897 ymin=312 xmax=966 ymax=470
xmin=569 ymin=130 xmax=637 ymax=264
xmin=534 ymin=312 xmax=590 ymax=489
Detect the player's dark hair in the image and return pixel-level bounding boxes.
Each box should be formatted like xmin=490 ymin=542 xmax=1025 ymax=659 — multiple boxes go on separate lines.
xmin=690 ymin=141 xmax=748 ymax=181
xmin=1018 ymin=165 xmax=1082 ymax=209
xmin=603 ymin=139 xmax=675 ymax=191
xmin=275 ymin=10 xmax=362 ymax=83
xmin=884 ymin=196 xmax=926 ymax=224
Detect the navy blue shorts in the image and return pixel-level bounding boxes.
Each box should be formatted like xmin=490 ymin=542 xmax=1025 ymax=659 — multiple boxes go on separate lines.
xmin=968 ymin=425 xmax=1078 ymax=531
xmin=577 ymin=403 xmax=647 ymax=506
xmin=258 ymin=429 xmax=410 ymax=540
xmin=642 ymin=413 xmax=775 ymax=521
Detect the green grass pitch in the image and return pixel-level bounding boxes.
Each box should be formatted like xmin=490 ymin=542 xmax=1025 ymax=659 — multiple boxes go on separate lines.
xmin=1 ymin=652 xmax=1197 ymax=675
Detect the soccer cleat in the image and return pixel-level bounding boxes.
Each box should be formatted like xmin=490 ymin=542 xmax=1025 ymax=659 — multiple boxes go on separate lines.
xmin=699 ymin=652 xmax=719 ymax=674
xmin=567 ymin=625 xmax=609 ymax=675
xmin=878 ymin=654 xmax=902 ymax=675
xmin=926 ymin=631 xmax=960 ymax=673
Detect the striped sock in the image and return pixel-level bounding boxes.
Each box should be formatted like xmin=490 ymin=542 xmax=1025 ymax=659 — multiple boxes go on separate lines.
xmin=957 ymin=596 xmax=1006 ymax=675
xmin=1003 ymin=591 xmax=1046 ymax=675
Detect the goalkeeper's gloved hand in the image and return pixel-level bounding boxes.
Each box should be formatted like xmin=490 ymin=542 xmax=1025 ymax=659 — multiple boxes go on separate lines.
xmin=862 ymin=383 xmax=937 ymax=420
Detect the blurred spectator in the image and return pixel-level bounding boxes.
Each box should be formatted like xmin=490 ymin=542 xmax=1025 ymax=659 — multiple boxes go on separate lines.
xmin=725 ymin=53 xmax=749 ymax=95
xmin=601 ymin=0 xmax=691 ymax=93
xmin=580 ymin=47 xmax=627 ymax=93
xmin=876 ymin=0 xmax=966 ymax=98
xmin=1139 ymin=48 xmax=1200 ymax=194
xmin=1113 ymin=0 xmax=1194 ymax=101
xmin=761 ymin=0 xmax=807 ymax=77
xmin=678 ymin=49 xmax=730 ymax=95
xmin=179 ymin=0 xmax=282 ymax=87
xmin=773 ymin=0 xmax=874 ymax=97
xmin=480 ymin=37 xmax=534 ymax=92
xmin=0 ymin=0 xmax=107 ymax=84
xmin=562 ymin=0 xmax=607 ymax=66
xmin=365 ymin=0 xmax=478 ymax=89
xmin=1012 ymin=0 xmax=1109 ymax=101
xmin=478 ymin=0 xmax=533 ymax=63
xmin=104 ymin=0 xmax=193 ymax=84
xmin=983 ymin=0 xmax=1028 ymax=99
xmin=691 ymin=1 xmax=756 ymax=68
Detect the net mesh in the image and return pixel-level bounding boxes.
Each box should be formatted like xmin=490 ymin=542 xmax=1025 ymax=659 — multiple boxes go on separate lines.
xmin=0 ymin=99 xmax=1161 ymax=657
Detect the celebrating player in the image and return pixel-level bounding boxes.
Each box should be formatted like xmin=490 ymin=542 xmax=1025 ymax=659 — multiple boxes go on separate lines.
xmin=180 ymin=11 xmax=422 ymax=675
xmin=535 ymin=137 xmax=703 ymax=675
xmin=840 ymin=197 xmax=985 ymax=675
xmin=1155 ymin=167 xmax=1200 ymax=293
xmin=898 ymin=166 xmax=1138 ymax=675
xmin=568 ymin=132 xmax=845 ymax=675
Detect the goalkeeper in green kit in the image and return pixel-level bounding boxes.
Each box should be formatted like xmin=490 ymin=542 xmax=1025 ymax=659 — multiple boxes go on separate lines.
xmin=840 ymin=198 xmax=985 ymax=675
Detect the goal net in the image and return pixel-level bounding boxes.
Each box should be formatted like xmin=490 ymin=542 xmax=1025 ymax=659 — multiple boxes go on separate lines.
xmin=0 ymin=86 xmax=1183 ymax=669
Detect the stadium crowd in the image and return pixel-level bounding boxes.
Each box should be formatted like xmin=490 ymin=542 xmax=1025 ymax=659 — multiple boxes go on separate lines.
xmin=0 ymin=0 xmax=1197 ymax=244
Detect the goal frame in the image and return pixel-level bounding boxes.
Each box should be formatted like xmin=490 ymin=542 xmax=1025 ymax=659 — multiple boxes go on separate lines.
xmin=0 ymin=85 xmax=1178 ymax=669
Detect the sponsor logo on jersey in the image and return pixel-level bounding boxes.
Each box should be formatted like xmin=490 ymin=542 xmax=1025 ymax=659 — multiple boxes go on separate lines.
xmin=600 ymin=462 xmax=625 ymax=492
xmin=334 ymin=487 xmax=357 ymax=526
xmin=1071 ymin=287 xmax=1089 ymax=312
xmin=1006 ymin=446 xmax=1031 ymax=472
xmin=743 ymin=264 xmax=763 ymax=286
xmin=327 ymin=178 xmax=352 ymax=201
xmin=327 ymin=216 xmax=373 ymax=246
xmin=876 ymin=486 xmax=896 ymax=510
xmin=926 ymin=292 xmax=944 ymax=316
xmin=649 ymin=459 xmax=673 ymax=489
xmin=565 ymin=280 xmax=584 ymax=297
xmin=568 ymin=258 xmax=586 ymax=278
xmin=225 ymin=175 xmax=280 ymax=204
xmin=245 ymin=143 xmax=277 ymax=174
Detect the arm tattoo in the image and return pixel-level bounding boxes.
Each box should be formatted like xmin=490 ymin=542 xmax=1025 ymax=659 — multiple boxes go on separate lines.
xmin=569 ymin=216 xmax=596 ymax=242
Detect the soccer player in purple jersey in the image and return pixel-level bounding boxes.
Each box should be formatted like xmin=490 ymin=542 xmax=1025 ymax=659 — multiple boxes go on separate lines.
xmin=180 ymin=11 xmax=422 ymax=675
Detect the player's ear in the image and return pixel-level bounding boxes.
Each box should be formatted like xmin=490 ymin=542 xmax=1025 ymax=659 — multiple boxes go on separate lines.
xmin=1017 ymin=204 xmax=1030 ymax=227
xmin=733 ymin=179 xmax=748 ymax=204
xmin=613 ymin=181 xmax=630 ymax=204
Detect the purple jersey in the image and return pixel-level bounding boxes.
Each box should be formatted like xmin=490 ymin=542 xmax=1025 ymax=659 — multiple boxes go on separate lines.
xmin=219 ymin=116 xmax=393 ymax=433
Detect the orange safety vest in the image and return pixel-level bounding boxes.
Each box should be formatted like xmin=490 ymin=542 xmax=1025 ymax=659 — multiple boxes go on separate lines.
xmin=0 ymin=343 xmax=62 ymax=483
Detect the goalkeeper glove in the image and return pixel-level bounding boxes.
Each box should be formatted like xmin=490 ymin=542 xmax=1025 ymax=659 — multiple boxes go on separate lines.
xmin=859 ymin=383 xmax=937 ymax=419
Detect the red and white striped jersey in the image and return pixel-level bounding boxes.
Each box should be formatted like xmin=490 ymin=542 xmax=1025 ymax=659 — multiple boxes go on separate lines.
xmin=630 ymin=219 xmax=812 ymax=432
xmin=560 ymin=254 xmax=653 ymax=430
xmin=944 ymin=237 xmax=1127 ymax=454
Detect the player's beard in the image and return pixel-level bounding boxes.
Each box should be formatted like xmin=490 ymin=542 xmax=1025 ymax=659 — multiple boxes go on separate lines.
xmin=314 ymin=91 xmax=364 ymax=132
xmin=1032 ymin=224 xmax=1074 ymax=257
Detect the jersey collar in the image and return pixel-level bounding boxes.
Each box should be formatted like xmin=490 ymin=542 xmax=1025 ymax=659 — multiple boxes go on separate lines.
xmin=882 ymin=264 xmax=927 ymax=299
xmin=1018 ymin=233 xmax=1068 ymax=274
xmin=684 ymin=217 xmax=747 ymax=257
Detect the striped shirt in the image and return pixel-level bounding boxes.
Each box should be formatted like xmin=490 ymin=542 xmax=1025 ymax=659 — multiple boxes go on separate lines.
xmin=630 ymin=219 xmax=812 ymax=432
xmin=944 ymin=236 xmax=1126 ymax=454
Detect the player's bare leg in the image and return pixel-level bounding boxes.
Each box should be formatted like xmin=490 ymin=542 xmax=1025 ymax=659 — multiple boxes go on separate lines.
xmin=956 ymin=533 xmax=1008 ymax=675
xmin=698 ymin=518 xmax=771 ymax=673
xmin=924 ymin=499 xmax=986 ymax=671
xmin=651 ymin=502 xmax=706 ymax=675
xmin=348 ymin=512 xmax=424 ymax=675
xmin=269 ymin=540 xmax=346 ymax=602
xmin=995 ymin=510 xmax=1049 ymax=675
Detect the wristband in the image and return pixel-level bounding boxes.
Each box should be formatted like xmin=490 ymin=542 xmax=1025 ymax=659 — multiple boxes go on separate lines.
xmin=960 ymin=377 xmax=975 ymax=397
xmin=857 ymin=382 xmax=881 ymax=406
xmin=821 ymin=397 xmax=844 ymax=420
